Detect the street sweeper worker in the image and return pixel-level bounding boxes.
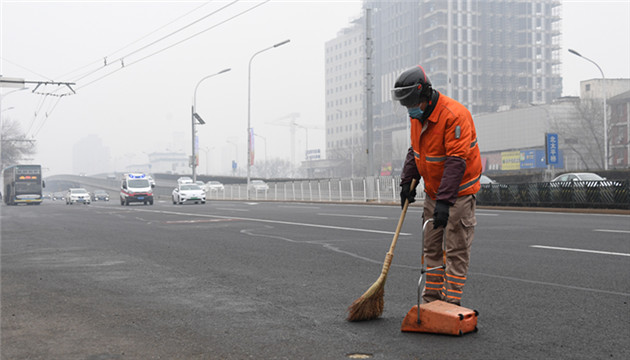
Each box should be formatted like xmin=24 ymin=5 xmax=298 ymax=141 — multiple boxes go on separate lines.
xmin=392 ymin=65 xmax=482 ymax=306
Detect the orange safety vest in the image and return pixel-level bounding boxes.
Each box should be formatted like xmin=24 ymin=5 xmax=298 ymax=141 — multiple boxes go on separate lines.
xmin=410 ymin=92 xmax=482 ymax=200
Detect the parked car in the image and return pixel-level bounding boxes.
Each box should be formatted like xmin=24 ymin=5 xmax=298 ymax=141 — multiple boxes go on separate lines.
xmin=205 ymin=181 xmax=225 ymax=192
xmin=92 ymin=189 xmax=110 ymax=201
xmin=480 ymin=174 xmax=497 ymax=185
xmin=177 ymin=176 xmax=193 ymax=185
xmin=66 ymin=188 xmax=91 ymax=205
xmin=172 ymin=183 xmax=206 ymax=205
xmin=248 ymin=180 xmax=269 ymax=192
xmin=551 ymin=172 xmax=620 ymax=187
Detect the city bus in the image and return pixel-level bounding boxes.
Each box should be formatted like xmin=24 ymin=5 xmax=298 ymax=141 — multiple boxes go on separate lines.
xmin=2 ymin=164 xmax=45 ymax=205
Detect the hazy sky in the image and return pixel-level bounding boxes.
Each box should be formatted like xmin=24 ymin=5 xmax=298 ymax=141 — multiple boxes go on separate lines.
xmin=1 ymin=0 xmax=629 ymax=176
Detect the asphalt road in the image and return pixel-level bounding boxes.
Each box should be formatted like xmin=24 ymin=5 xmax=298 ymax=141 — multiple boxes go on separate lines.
xmin=1 ymin=199 xmax=629 ymax=359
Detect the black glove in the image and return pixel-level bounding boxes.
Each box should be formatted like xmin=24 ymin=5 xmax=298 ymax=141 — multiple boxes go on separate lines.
xmin=400 ymin=182 xmax=416 ymax=209
xmin=433 ymin=200 xmax=451 ymax=229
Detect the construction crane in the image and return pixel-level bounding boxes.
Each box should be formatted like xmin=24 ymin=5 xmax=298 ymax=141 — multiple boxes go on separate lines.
xmin=268 ymin=112 xmax=321 ymax=165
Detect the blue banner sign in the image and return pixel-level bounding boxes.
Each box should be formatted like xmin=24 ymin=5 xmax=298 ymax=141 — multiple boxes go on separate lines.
xmin=546 ymin=133 xmax=559 ymax=165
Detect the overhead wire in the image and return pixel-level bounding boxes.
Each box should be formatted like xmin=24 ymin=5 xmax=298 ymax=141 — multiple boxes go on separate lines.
xmin=25 ymin=94 xmax=50 ymax=136
xmin=0 ymin=57 xmax=54 ymax=81
xmin=77 ymin=0 xmax=271 ymax=90
xmin=54 ymin=0 xmax=217 ymax=81
xmin=72 ymin=0 xmax=240 ymax=83
xmin=14 ymin=0 xmax=232 ymax=134
xmin=24 ymin=0 xmax=271 ymax=135
xmin=18 ymin=0 xmax=224 ymax=98
xmin=32 ymin=97 xmax=62 ymax=138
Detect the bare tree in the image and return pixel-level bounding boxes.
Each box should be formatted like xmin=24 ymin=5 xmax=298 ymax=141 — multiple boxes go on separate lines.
xmin=1 ymin=117 xmax=36 ymax=168
xmin=253 ymin=158 xmax=300 ymax=178
xmin=550 ymin=99 xmax=606 ymax=170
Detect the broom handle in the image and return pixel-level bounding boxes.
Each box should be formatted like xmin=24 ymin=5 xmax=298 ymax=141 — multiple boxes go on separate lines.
xmin=381 ymin=178 xmax=418 ymax=274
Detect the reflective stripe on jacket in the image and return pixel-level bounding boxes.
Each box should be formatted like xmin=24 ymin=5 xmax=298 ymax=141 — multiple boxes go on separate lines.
xmin=409 ymin=92 xmax=482 ymax=201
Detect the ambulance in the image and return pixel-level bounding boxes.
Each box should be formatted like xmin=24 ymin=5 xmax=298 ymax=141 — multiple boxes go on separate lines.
xmin=120 ymin=173 xmax=154 ymax=205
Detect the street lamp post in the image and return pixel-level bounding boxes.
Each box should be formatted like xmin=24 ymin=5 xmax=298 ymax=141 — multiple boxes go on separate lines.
xmin=199 ymin=146 xmax=213 ymax=175
xmin=247 ymin=39 xmax=290 ymax=198
xmin=192 ymin=68 xmax=231 ymax=182
xmin=253 ymin=132 xmax=267 ymax=162
xmin=568 ymin=49 xmax=608 ymax=170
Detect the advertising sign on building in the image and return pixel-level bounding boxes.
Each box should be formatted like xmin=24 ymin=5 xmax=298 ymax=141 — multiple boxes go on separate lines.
xmin=520 ymin=150 xmax=537 ymax=169
xmin=306 ymin=149 xmax=321 ymax=160
xmin=501 ymin=151 xmax=521 ymax=170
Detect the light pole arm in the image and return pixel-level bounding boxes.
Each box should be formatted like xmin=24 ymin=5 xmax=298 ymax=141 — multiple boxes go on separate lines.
xmin=247 ymin=39 xmax=290 ymax=196
xmin=247 ymin=40 xmax=291 ymax=122
xmin=193 ymin=68 xmax=231 ymax=111
xmin=191 ymin=68 xmax=231 ymax=182
xmin=568 ymin=48 xmax=607 ymax=170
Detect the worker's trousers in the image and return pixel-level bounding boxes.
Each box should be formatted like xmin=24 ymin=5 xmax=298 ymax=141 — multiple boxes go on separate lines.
xmin=422 ymin=195 xmax=476 ymax=305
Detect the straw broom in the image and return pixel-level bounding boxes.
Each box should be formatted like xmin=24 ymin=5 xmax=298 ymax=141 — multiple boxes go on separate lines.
xmin=346 ymin=179 xmax=417 ymax=321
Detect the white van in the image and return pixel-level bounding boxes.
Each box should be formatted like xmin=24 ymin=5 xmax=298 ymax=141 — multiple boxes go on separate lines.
xmin=120 ymin=173 xmax=154 ymax=205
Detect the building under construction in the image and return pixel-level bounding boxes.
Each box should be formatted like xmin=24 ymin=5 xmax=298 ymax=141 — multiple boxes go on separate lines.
xmin=324 ymin=0 xmax=563 ymax=176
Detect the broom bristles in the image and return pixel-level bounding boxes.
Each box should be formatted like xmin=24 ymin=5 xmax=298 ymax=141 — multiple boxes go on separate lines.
xmin=346 ymin=274 xmax=387 ymax=321
xmin=347 ymin=183 xmax=413 ymax=322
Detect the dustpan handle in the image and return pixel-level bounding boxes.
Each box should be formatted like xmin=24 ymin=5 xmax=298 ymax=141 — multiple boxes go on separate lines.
xmin=418 ymin=218 xmax=434 ymax=322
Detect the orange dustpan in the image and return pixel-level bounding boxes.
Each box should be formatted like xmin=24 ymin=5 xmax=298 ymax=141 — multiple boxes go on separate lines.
xmin=401 ymin=300 xmax=478 ymax=335
xmin=401 ymin=219 xmax=478 ymax=335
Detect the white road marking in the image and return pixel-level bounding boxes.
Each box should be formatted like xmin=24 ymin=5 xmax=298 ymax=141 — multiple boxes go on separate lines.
xmin=216 ymin=207 xmax=250 ymax=212
xmin=316 ymin=213 xmax=388 ymax=220
xmin=166 ymin=219 xmax=238 ymax=224
xmin=96 ymin=206 xmax=412 ymax=235
xmin=531 ymin=245 xmax=630 ymax=257
xmin=594 ymin=229 xmax=630 ymax=234
xmin=279 ymin=205 xmax=321 ymax=210
xmin=473 ymin=272 xmax=630 ymax=297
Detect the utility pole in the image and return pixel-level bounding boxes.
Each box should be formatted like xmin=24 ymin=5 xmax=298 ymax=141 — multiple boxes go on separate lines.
xmin=365 ymin=7 xmax=375 ymax=198
xmin=365 ymin=8 xmax=374 ymax=177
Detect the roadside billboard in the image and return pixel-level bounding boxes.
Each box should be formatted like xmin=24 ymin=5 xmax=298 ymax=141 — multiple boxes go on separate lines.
xmin=501 ymin=151 xmax=521 ymax=170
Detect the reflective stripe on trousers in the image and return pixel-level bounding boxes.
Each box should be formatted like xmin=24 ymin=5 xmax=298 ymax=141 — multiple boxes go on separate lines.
xmin=421 ymin=194 xmax=476 ymax=305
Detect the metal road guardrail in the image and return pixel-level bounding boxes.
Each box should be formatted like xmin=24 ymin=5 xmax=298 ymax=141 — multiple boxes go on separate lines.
xmin=45 ymin=175 xmax=629 ymax=210
xmin=476 ymin=180 xmax=630 ymax=210
xmin=204 ymin=176 xmax=426 ymax=204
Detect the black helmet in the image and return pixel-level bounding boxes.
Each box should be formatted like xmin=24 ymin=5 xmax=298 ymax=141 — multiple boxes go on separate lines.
xmin=391 ymin=65 xmax=432 ymax=107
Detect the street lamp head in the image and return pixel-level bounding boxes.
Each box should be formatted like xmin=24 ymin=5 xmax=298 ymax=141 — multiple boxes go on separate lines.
xmin=568 ymin=49 xmax=582 ymax=57
xmin=274 ymin=39 xmax=291 ymax=48
xmin=219 ymin=68 xmax=231 ymax=74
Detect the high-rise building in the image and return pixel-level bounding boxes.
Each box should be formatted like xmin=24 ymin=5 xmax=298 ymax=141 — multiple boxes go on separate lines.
xmin=324 ymin=17 xmax=367 ymax=177
xmin=325 ymin=0 xmax=563 ymax=175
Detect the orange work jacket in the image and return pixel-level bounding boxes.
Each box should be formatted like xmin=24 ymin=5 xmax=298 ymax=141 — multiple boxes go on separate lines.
xmin=410 ymin=92 xmax=482 ymax=201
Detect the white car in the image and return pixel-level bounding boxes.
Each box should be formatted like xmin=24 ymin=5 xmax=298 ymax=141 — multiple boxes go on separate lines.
xmin=172 ymin=183 xmax=206 ymax=205
xmin=480 ymin=175 xmax=497 ymax=185
xmin=66 ymin=188 xmax=91 ymax=205
xmin=205 ymin=181 xmax=225 ymax=192
xmin=551 ymin=172 xmax=620 ymax=187
xmin=248 ymin=180 xmax=269 ymax=192
xmin=177 ymin=176 xmax=193 ymax=185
